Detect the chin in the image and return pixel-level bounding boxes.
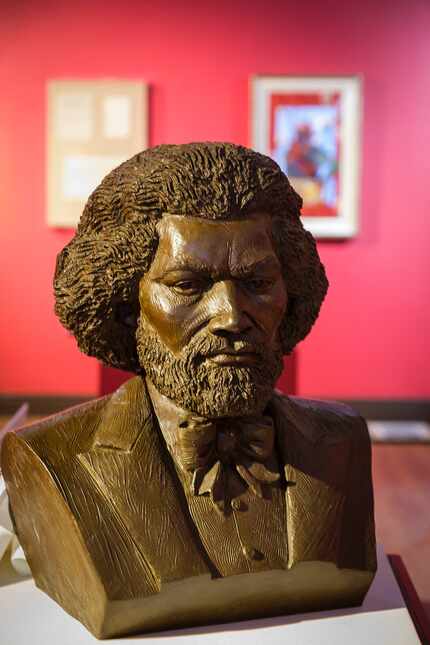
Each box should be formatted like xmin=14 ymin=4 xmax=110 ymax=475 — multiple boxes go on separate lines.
xmin=151 ymin=364 xmax=276 ymax=419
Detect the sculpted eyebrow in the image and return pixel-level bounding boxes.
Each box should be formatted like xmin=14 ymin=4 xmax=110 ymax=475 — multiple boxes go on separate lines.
xmin=156 ymin=256 xmax=280 ymax=280
xmin=233 ymin=257 xmax=281 ymax=276
xmin=155 ymin=262 xmax=211 ymax=279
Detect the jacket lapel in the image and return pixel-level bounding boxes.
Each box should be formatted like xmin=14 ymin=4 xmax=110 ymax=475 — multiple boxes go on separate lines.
xmin=77 ymin=377 xmax=211 ymax=586
xmin=269 ymin=393 xmax=351 ymax=569
xmin=77 ymin=380 xmax=351 ymax=583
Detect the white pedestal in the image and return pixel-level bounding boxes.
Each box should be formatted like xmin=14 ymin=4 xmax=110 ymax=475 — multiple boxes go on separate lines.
xmin=0 ymin=545 xmax=420 ymax=644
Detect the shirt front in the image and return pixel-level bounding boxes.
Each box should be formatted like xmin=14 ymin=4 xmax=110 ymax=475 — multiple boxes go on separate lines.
xmin=147 ymin=380 xmax=289 ymax=577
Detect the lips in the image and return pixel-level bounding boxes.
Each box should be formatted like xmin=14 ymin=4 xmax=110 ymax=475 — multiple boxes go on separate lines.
xmin=205 ymin=349 xmax=260 ymax=366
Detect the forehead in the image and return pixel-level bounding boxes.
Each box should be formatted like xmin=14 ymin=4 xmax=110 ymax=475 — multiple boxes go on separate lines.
xmin=153 ymin=213 xmax=278 ymax=272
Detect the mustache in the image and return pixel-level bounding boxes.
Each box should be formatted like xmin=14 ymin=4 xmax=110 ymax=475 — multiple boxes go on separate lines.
xmin=136 ymin=314 xmax=282 ymax=376
xmin=182 ymin=334 xmax=274 ymax=365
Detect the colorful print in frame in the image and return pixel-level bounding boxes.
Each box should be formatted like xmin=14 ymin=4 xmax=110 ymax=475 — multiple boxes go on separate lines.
xmin=251 ymin=76 xmax=361 ymax=238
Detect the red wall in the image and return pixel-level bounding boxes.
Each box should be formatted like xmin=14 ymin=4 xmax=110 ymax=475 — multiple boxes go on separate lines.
xmin=1 ymin=0 xmax=429 ymax=398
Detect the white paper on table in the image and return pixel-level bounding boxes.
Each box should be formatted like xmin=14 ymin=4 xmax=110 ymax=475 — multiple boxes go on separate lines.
xmin=0 ymin=475 xmax=31 ymax=576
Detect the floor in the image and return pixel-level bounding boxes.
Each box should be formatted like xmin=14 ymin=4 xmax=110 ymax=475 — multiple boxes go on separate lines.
xmin=1 ymin=415 xmax=429 ymax=622
xmin=372 ymin=443 xmax=430 ymax=622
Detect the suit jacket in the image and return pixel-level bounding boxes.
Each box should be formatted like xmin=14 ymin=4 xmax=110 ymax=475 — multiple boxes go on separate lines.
xmin=1 ymin=377 xmax=376 ymax=638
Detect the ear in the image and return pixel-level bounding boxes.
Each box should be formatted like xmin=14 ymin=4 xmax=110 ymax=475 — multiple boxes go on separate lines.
xmin=115 ymin=302 xmax=138 ymax=328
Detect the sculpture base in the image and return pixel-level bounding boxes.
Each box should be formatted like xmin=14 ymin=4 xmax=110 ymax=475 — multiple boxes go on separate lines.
xmin=0 ymin=546 xmax=420 ymax=644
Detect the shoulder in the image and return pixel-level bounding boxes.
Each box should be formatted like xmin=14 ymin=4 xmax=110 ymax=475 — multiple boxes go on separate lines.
xmin=287 ymin=394 xmax=362 ymax=419
xmin=2 ymin=395 xmax=110 ymax=462
xmin=270 ymin=390 xmax=369 ymax=445
xmin=1 ymin=376 xmax=146 ymax=464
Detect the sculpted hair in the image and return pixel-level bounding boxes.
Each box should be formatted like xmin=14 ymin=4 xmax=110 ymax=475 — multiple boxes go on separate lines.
xmin=54 ymin=142 xmax=328 ymax=372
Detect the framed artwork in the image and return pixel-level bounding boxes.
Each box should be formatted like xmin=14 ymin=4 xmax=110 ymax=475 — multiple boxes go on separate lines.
xmin=47 ymin=80 xmax=148 ymax=227
xmin=251 ymin=76 xmax=361 ymax=238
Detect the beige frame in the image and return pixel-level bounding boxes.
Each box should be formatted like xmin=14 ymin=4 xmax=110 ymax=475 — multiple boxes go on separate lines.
xmin=47 ymin=80 xmax=148 ymax=228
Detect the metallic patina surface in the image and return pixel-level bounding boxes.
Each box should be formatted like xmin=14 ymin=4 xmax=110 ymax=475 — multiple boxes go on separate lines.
xmin=1 ymin=143 xmax=376 ymax=638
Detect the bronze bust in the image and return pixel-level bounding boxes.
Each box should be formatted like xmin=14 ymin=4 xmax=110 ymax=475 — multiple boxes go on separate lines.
xmin=1 ymin=143 xmax=376 ymax=638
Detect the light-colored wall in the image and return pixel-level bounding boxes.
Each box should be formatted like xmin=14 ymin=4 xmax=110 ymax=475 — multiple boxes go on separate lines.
xmin=1 ymin=0 xmax=429 ymax=398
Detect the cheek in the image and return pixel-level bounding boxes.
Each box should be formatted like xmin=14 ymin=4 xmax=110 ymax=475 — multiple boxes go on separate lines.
xmin=256 ymin=284 xmax=288 ymax=335
xmin=275 ymin=283 xmax=288 ymax=322
xmin=139 ymin=283 xmax=199 ymax=353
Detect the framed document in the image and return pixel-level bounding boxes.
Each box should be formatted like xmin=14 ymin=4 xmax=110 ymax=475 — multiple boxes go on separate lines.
xmin=47 ymin=80 xmax=148 ymax=228
xmin=251 ymin=76 xmax=361 ymax=238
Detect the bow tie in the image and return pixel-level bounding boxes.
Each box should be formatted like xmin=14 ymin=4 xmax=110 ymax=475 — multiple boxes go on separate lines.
xmin=176 ymin=414 xmax=280 ymax=514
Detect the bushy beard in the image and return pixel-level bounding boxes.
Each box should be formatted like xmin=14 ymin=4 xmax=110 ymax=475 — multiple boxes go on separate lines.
xmin=136 ymin=317 xmax=283 ymax=418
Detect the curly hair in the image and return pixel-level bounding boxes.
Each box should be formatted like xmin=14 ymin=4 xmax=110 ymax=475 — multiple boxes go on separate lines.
xmin=54 ymin=142 xmax=328 ymax=372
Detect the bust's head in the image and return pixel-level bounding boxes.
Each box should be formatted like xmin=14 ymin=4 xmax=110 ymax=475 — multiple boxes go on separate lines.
xmin=54 ymin=142 xmax=328 ymax=416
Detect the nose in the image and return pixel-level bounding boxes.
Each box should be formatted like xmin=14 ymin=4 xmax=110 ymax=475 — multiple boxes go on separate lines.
xmin=207 ymin=280 xmax=253 ymax=336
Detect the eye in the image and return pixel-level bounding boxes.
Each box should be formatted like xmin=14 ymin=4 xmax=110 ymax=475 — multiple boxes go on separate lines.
xmin=171 ymin=279 xmax=209 ymax=296
xmin=244 ymin=277 xmax=274 ymax=293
